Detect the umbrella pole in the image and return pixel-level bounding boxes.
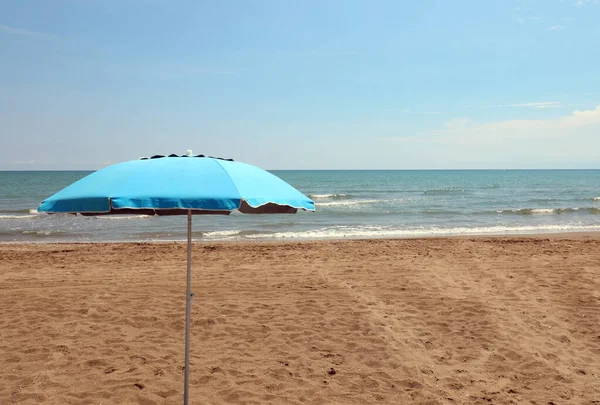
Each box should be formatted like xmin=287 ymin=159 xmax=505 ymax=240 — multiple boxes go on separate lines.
xmin=184 ymin=209 xmax=194 ymax=405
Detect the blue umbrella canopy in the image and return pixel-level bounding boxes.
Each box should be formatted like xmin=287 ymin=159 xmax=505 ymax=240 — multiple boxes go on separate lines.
xmin=38 ymin=154 xmax=314 ymax=215
xmin=38 ymin=153 xmax=314 ymax=405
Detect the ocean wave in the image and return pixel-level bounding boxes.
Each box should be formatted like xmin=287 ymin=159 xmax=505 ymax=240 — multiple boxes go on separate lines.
xmin=193 ymin=229 xmax=273 ymax=240
xmin=21 ymin=230 xmax=72 ymax=237
xmin=96 ymin=215 xmax=152 ymax=220
xmin=6 ymin=221 xmax=600 ymax=242
xmin=421 ymin=209 xmax=464 ymax=215
xmin=240 ymin=224 xmax=600 ymax=240
xmin=528 ymin=198 xmax=558 ymax=203
xmin=131 ymin=229 xmax=248 ymax=241
xmin=317 ymin=199 xmax=384 ymax=207
xmin=203 ymin=230 xmax=243 ymax=237
xmin=593 ymin=197 xmax=600 ymax=201
xmin=497 ymin=207 xmax=600 ymax=215
xmin=308 ymin=193 xmax=351 ymax=200
xmin=423 ymin=187 xmax=464 ymax=194
xmin=0 ymin=214 xmax=38 ymax=220
xmin=0 ymin=208 xmax=33 ymax=214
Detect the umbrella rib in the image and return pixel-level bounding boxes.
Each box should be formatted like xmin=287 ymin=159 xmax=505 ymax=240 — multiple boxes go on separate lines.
xmin=212 ymin=159 xmax=246 ymax=210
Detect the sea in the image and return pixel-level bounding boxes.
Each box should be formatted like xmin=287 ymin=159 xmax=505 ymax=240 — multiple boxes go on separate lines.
xmin=1 ymin=170 xmax=600 ymax=243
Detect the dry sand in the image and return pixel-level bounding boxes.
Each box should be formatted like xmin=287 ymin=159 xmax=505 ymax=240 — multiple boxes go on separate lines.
xmin=1 ymin=236 xmax=599 ymax=405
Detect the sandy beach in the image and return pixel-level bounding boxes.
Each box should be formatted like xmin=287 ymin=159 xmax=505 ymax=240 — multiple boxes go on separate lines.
xmin=1 ymin=236 xmax=599 ymax=404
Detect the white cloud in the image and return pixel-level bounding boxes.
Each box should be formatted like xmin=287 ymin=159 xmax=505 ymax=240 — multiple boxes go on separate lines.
xmin=510 ymin=101 xmax=562 ymax=108
xmin=383 ymin=105 xmax=600 ymax=168
xmin=478 ymin=101 xmax=565 ymax=109
xmin=575 ymin=0 xmax=600 ymax=6
xmin=547 ymin=25 xmax=567 ymax=31
xmin=561 ymin=105 xmax=600 ymax=126
xmin=0 ymin=24 xmax=55 ymax=39
xmin=444 ymin=105 xmax=600 ymax=135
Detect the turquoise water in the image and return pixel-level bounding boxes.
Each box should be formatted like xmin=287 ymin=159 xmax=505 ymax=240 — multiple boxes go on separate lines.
xmin=1 ymin=170 xmax=600 ymax=242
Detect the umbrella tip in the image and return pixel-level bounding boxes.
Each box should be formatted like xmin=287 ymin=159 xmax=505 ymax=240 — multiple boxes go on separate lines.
xmin=186 ymin=149 xmax=193 ymax=157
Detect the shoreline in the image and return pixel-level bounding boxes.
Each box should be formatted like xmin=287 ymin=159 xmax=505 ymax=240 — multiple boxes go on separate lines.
xmin=3 ymin=229 xmax=600 ymax=245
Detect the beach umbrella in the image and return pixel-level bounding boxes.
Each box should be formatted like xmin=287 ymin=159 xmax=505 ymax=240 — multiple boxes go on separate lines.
xmin=38 ymin=152 xmax=315 ymax=405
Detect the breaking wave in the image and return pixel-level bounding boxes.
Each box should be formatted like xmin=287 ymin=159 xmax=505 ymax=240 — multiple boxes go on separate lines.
xmin=423 ymin=187 xmax=465 ymax=194
xmin=317 ymin=199 xmax=381 ymax=207
xmin=308 ymin=193 xmax=351 ymax=200
xmin=96 ymin=215 xmax=152 ymax=220
xmin=0 ymin=215 xmax=38 ymax=220
xmin=239 ymin=224 xmax=600 ymax=240
xmin=497 ymin=207 xmax=600 ymax=215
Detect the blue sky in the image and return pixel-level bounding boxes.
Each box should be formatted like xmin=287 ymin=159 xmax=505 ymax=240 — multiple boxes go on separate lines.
xmin=1 ymin=0 xmax=599 ymax=169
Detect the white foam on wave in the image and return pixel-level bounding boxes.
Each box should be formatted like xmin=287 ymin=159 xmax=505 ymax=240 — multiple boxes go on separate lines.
xmin=309 ymin=193 xmax=349 ymax=199
xmin=497 ymin=207 xmax=600 ymax=215
xmin=239 ymin=223 xmax=600 ymax=240
xmin=202 ymin=230 xmax=240 ymax=238
xmin=317 ymin=199 xmax=380 ymax=207
xmin=22 ymin=229 xmax=67 ymax=236
xmin=423 ymin=187 xmax=464 ymax=194
xmin=317 ymin=198 xmax=402 ymax=207
xmin=526 ymin=208 xmax=555 ymax=215
xmin=97 ymin=215 xmax=152 ymax=220
xmin=0 ymin=214 xmax=38 ymax=220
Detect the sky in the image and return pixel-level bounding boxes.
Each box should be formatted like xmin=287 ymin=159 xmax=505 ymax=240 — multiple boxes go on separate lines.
xmin=1 ymin=0 xmax=599 ymax=170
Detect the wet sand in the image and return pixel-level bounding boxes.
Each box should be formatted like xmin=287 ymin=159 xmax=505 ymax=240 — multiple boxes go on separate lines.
xmin=1 ymin=236 xmax=599 ymax=404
